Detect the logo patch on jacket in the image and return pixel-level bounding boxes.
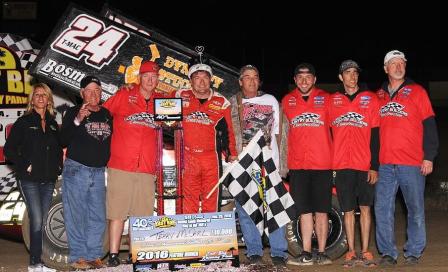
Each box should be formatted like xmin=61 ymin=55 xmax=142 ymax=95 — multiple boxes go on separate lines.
xmin=85 ymin=122 xmax=112 ymax=141
xmin=128 ymin=95 xmax=138 ymax=104
xmin=314 ymin=96 xmax=325 ymax=106
xmin=125 ymin=112 xmax=157 ymax=127
xmin=185 ymin=111 xmax=213 ymax=125
xmin=333 ymin=112 xmax=367 ymax=127
xmin=291 ymin=112 xmax=324 ymax=127
xmin=380 ymin=102 xmax=408 ymax=117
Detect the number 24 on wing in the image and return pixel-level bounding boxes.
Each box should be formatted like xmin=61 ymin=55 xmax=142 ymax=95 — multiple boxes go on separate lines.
xmin=137 ymin=250 xmax=169 ymax=261
xmin=51 ymin=14 xmax=130 ymax=69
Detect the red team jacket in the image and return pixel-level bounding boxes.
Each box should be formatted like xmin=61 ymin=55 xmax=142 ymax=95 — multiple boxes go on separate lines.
xmin=329 ymin=90 xmax=380 ymax=171
xmin=282 ymin=88 xmax=332 ymax=170
xmin=176 ymin=89 xmax=237 ymax=156
xmin=103 ymin=85 xmax=166 ymax=174
xmin=377 ymin=83 xmax=435 ymax=166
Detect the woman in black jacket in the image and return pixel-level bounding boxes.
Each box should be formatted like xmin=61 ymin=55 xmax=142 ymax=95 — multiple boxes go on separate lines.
xmin=4 ymin=83 xmax=63 ymax=271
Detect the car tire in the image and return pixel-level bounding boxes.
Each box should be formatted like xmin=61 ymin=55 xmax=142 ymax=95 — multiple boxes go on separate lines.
xmin=286 ymin=196 xmax=347 ymax=260
xmin=22 ymin=180 xmax=109 ymax=270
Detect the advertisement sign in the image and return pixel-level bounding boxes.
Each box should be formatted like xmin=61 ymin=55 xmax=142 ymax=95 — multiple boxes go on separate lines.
xmin=130 ymin=211 xmax=239 ymax=271
xmin=29 ymin=5 xmax=239 ymax=101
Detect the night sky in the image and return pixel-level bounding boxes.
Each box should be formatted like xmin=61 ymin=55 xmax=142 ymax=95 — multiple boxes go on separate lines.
xmin=2 ymin=1 xmax=447 ymax=93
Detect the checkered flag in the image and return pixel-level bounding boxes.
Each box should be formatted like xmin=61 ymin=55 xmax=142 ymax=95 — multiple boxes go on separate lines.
xmin=220 ymin=130 xmax=296 ymax=235
xmin=0 ymin=172 xmax=17 ymax=202
xmin=0 ymin=33 xmax=40 ymax=69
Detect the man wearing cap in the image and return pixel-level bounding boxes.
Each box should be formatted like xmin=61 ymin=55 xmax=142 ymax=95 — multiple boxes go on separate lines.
xmin=61 ymin=76 xmax=112 ymax=269
xmin=375 ymin=50 xmax=438 ymax=266
xmin=282 ymin=63 xmax=333 ymax=266
xmin=229 ymin=65 xmax=287 ymax=267
xmin=329 ymin=60 xmax=380 ymax=267
xmin=176 ymin=58 xmax=237 ymax=214
xmin=102 ymin=61 xmax=165 ymax=266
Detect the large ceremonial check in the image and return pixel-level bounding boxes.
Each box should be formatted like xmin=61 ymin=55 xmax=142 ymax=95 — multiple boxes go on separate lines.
xmin=29 ymin=5 xmax=239 ymax=99
xmin=129 ymin=212 xmax=239 ymax=270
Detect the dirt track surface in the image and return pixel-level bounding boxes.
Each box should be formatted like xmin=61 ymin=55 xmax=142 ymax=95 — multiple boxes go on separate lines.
xmin=1 ymin=210 xmax=447 ymax=272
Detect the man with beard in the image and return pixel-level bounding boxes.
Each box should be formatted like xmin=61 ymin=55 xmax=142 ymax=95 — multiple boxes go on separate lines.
xmin=375 ymin=50 xmax=438 ymax=266
xmin=282 ymin=63 xmax=333 ymax=266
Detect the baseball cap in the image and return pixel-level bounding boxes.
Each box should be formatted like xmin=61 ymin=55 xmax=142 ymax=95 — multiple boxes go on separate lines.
xmin=239 ymin=64 xmax=259 ymax=79
xmin=80 ymin=75 xmax=101 ymax=88
xmin=139 ymin=61 xmax=160 ymax=74
xmin=294 ymin=63 xmax=316 ymax=76
xmin=384 ymin=50 xmax=407 ymax=65
xmin=339 ymin=60 xmax=361 ymax=74
xmin=188 ymin=62 xmax=213 ymax=79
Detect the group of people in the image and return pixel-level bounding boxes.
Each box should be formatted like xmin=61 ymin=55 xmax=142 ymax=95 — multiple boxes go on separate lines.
xmin=4 ymin=49 xmax=438 ymax=271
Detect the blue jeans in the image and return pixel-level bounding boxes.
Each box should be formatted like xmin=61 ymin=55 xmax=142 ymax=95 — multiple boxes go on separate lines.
xmin=375 ymin=164 xmax=426 ymax=259
xmin=235 ymin=201 xmax=287 ymax=258
xmin=62 ymin=158 xmax=106 ymax=262
xmin=18 ymin=179 xmax=55 ymax=265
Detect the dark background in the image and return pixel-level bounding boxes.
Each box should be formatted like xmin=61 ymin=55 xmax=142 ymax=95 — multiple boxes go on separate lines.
xmin=1 ymin=0 xmax=447 ymax=93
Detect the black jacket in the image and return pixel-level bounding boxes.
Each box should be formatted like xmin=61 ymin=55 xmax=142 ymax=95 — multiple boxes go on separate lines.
xmin=4 ymin=110 xmax=63 ymax=182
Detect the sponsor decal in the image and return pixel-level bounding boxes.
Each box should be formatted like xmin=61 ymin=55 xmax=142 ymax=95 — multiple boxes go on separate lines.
xmin=400 ymin=87 xmax=412 ymax=98
xmin=0 ymin=46 xmax=32 ymax=107
xmin=291 ymin=112 xmax=324 ymax=127
xmin=314 ymin=95 xmax=325 ymax=106
xmin=380 ymin=102 xmax=408 ymax=117
xmin=332 ymin=96 xmax=343 ymax=105
xmin=288 ymin=97 xmax=296 ymax=106
xmin=185 ymin=111 xmax=213 ymax=125
xmin=155 ymin=216 xmax=176 ymax=228
xmin=51 ymin=14 xmax=130 ymax=69
xmin=38 ymin=58 xmax=86 ymax=89
xmin=125 ymin=112 xmax=157 ymax=127
xmin=359 ymin=95 xmax=371 ymax=107
xmin=208 ymin=104 xmax=221 ymax=111
xmin=128 ymin=95 xmax=138 ymax=104
xmin=251 ymin=169 xmax=267 ymax=209
xmin=332 ymin=112 xmax=368 ymax=127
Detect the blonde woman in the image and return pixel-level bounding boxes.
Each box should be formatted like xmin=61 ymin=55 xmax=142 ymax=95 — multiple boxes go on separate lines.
xmin=4 ymin=83 xmax=63 ymax=272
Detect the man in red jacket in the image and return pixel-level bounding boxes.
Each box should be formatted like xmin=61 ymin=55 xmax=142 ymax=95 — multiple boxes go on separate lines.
xmin=329 ymin=60 xmax=379 ymax=267
xmin=176 ymin=58 xmax=237 ymax=214
xmin=282 ymin=63 xmax=332 ymax=266
xmin=103 ymin=61 xmax=164 ymax=266
xmin=375 ymin=50 xmax=439 ymax=266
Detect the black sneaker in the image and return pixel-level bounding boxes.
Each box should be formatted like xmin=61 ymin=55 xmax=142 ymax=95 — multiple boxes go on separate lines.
xmin=287 ymin=251 xmax=314 ymax=266
xmin=107 ymin=253 xmax=121 ymax=267
xmin=271 ymin=256 xmax=287 ymax=268
xmin=378 ymin=255 xmax=397 ymax=266
xmin=247 ymin=255 xmax=263 ymax=265
xmin=404 ymin=255 xmax=419 ymax=265
xmin=316 ymin=252 xmax=332 ymax=265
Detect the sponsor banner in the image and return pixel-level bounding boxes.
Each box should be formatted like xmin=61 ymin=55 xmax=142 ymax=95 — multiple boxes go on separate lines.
xmin=30 ymin=5 xmax=239 ymax=101
xmin=0 ymin=33 xmax=40 ymax=108
xmin=130 ymin=211 xmax=239 ymax=271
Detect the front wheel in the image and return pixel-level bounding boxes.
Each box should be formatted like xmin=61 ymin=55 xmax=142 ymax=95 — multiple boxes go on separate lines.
xmin=286 ymin=196 xmax=347 ymax=260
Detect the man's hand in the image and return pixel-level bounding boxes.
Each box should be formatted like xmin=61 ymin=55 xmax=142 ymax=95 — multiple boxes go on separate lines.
xmin=421 ymin=160 xmax=433 ymax=176
xmin=367 ymin=170 xmax=378 ymax=184
xmin=228 ymin=155 xmax=238 ymax=162
xmin=76 ymin=102 xmax=91 ymax=124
